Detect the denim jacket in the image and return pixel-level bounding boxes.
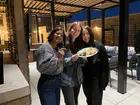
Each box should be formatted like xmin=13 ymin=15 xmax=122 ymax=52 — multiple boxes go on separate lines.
xmin=61 ymin=50 xmax=87 ymax=87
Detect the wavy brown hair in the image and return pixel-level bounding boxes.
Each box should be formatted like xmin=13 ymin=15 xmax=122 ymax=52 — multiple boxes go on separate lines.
xmin=64 ymin=22 xmax=83 ymax=53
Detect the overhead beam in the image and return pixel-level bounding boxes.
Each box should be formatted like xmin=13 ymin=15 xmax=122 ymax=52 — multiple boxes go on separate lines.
xmin=91 ymin=0 xmax=119 ymax=10
xmin=41 ymin=3 xmax=49 ymax=9
xmin=90 ymin=1 xmax=106 ymax=8
xmin=28 ymin=0 xmax=33 ymax=7
xmin=31 ymin=1 xmax=37 ymax=8
xmin=24 ymin=0 xmax=138 ymax=16
xmin=71 ymin=7 xmax=101 ymax=17
xmin=104 ymin=4 xmax=119 ymax=10
xmin=107 ymin=0 xmax=119 ymax=4
xmin=53 ymin=1 xmax=87 ymax=8
xmin=35 ymin=2 xmax=42 ymax=8
xmin=36 ymin=0 xmax=87 ymax=8
xmin=24 ymin=0 xmax=29 ymax=6
xmin=92 ymin=7 xmax=102 ymax=10
xmin=31 ymin=12 xmax=71 ymax=17
xmin=38 ymin=2 xmax=45 ymax=9
xmin=24 ymin=7 xmax=73 ymax=14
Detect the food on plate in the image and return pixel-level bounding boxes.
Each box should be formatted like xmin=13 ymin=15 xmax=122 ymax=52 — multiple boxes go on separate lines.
xmin=79 ymin=51 xmax=86 ymax=56
xmin=79 ymin=47 xmax=97 ymax=57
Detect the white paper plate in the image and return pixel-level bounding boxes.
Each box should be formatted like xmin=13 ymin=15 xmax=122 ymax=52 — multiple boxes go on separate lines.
xmin=77 ymin=47 xmax=99 ymax=57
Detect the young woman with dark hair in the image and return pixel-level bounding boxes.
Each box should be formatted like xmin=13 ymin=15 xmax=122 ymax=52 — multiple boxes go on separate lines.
xmin=61 ymin=22 xmax=87 ymax=105
xmin=80 ymin=26 xmax=109 ymax=105
xmin=36 ymin=27 xmax=65 ymax=105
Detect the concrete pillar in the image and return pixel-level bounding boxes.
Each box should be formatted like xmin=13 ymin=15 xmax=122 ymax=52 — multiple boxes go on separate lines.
xmin=13 ymin=0 xmax=30 ymax=82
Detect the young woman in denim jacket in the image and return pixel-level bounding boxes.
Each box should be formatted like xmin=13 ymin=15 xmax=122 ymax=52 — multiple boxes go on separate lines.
xmin=61 ymin=22 xmax=87 ymax=105
xmin=80 ymin=26 xmax=109 ymax=105
xmin=36 ymin=27 xmax=66 ymax=105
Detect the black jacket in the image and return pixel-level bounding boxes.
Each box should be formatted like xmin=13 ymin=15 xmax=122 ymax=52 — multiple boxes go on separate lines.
xmin=82 ymin=41 xmax=109 ymax=90
xmin=134 ymin=30 xmax=140 ymax=54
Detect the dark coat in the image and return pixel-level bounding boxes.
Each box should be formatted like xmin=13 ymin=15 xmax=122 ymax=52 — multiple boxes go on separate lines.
xmin=82 ymin=41 xmax=109 ymax=90
xmin=134 ymin=30 xmax=140 ymax=54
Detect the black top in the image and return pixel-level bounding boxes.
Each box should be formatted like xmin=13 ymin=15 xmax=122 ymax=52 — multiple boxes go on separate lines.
xmin=134 ymin=30 xmax=140 ymax=54
xmin=82 ymin=41 xmax=109 ymax=90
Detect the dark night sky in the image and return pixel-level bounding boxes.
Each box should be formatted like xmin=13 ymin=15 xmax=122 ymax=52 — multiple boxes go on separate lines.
xmin=69 ymin=0 xmax=140 ymax=22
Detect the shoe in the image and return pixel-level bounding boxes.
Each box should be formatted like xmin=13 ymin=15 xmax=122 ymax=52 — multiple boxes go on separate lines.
xmin=136 ymin=80 xmax=140 ymax=84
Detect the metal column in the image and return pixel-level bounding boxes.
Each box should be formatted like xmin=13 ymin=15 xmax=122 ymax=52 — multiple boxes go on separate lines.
xmin=64 ymin=17 xmax=67 ymax=32
xmin=101 ymin=9 xmax=105 ymax=45
xmin=51 ymin=0 xmax=55 ymax=29
xmin=118 ymin=0 xmax=129 ymax=94
xmin=87 ymin=7 xmax=91 ymax=27
xmin=28 ymin=10 xmax=32 ymax=35
xmin=35 ymin=15 xmax=40 ymax=43
xmin=26 ymin=9 xmax=32 ymax=50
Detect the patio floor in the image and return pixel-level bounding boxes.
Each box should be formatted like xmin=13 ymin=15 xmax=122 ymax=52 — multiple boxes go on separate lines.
xmin=29 ymin=62 xmax=140 ymax=105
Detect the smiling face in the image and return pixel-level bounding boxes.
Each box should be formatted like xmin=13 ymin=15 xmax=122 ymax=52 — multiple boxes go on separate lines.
xmin=70 ymin=24 xmax=81 ymax=42
xmin=82 ymin=28 xmax=90 ymax=43
xmin=52 ymin=30 xmax=63 ymax=45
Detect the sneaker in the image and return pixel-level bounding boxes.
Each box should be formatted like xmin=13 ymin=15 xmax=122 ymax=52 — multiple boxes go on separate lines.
xmin=136 ymin=80 xmax=140 ymax=84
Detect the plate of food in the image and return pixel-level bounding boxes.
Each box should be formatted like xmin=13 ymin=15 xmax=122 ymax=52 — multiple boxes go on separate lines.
xmin=77 ymin=47 xmax=99 ymax=57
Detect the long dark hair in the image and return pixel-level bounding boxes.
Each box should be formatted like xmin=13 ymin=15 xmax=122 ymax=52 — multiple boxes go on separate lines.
xmin=83 ymin=26 xmax=95 ymax=47
xmin=75 ymin=26 xmax=95 ymax=51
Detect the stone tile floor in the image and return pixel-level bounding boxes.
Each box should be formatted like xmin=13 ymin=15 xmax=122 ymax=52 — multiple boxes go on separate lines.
xmin=29 ymin=62 xmax=140 ymax=105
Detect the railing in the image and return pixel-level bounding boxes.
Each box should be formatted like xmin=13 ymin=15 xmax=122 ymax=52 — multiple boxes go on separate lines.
xmin=0 ymin=51 xmax=4 ymax=84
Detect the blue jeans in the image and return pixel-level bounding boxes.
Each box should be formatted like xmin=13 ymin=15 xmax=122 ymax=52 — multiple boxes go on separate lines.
xmin=37 ymin=75 xmax=61 ymax=105
xmin=136 ymin=55 xmax=140 ymax=80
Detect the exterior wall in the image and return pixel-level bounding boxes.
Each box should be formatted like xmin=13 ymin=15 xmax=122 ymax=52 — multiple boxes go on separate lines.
xmin=92 ymin=27 xmax=102 ymax=41
xmin=67 ymin=13 xmax=140 ymax=46
xmin=114 ymin=24 xmax=140 ymax=46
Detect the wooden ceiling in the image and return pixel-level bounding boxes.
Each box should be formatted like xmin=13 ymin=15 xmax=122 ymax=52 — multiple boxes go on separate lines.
xmin=0 ymin=0 xmax=137 ymax=16
xmin=24 ymin=0 xmax=120 ymax=16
